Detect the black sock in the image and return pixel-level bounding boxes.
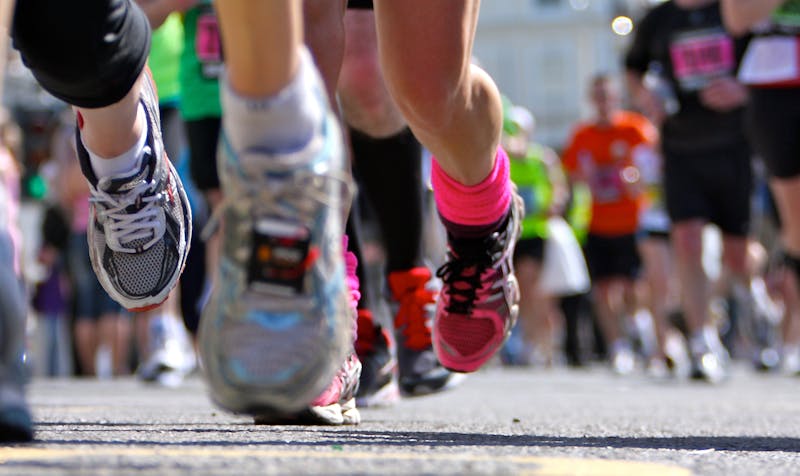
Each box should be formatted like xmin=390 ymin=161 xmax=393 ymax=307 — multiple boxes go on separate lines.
xmin=350 ymin=127 xmax=424 ymax=273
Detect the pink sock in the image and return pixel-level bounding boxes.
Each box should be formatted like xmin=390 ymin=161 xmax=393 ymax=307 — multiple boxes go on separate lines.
xmin=431 ymin=147 xmax=512 ymax=237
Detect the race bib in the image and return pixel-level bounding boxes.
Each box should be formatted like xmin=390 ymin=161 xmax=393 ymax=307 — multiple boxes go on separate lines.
xmin=196 ymin=13 xmax=223 ymax=79
xmin=738 ymin=36 xmax=800 ymax=85
xmin=669 ymin=28 xmax=735 ymax=91
xmin=589 ymin=166 xmax=625 ymax=205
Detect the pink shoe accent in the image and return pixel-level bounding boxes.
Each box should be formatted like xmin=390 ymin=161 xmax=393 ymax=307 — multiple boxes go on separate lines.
xmin=431 ymin=147 xmax=511 ymax=227
xmin=310 ymin=235 xmax=363 ymax=408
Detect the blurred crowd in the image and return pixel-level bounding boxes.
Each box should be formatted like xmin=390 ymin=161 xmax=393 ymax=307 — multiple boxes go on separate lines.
xmin=0 ymin=0 xmax=797 ymax=386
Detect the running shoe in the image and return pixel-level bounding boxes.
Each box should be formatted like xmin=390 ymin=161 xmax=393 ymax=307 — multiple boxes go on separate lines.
xmin=388 ymin=267 xmax=457 ymax=394
xmin=355 ymin=310 xmax=400 ymax=407
xmin=199 ymin=90 xmax=354 ymax=415
xmin=433 ymin=192 xmax=523 ymax=373
xmin=689 ymin=328 xmax=729 ymax=384
xmin=610 ymin=340 xmax=636 ymax=375
xmin=78 ymin=69 xmax=192 ymax=312
xmin=0 ymin=262 xmax=32 ymax=442
xmin=137 ymin=314 xmax=196 ymax=387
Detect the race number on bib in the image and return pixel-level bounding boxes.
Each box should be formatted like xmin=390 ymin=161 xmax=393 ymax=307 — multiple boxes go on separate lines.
xmin=669 ymin=28 xmax=734 ymax=91
xmin=196 ymin=13 xmax=223 ymax=79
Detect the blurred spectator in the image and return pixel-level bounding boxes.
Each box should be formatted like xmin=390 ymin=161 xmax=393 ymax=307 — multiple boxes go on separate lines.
xmin=562 ymin=74 xmax=656 ymax=374
xmin=32 ymin=203 xmax=73 ymax=377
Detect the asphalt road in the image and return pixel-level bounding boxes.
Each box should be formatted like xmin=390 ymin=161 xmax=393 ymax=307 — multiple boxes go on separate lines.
xmin=1 ymin=366 xmax=799 ymax=475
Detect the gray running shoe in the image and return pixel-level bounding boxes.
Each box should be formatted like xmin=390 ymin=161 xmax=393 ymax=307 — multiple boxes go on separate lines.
xmin=199 ymin=82 xmax=354 ymax=415
xmin=77 ymin=69 xmax=192 ymax=312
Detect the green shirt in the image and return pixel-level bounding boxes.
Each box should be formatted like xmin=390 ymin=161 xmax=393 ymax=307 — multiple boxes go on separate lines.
xmin=179 ymin=2 xmax=222 ymax=120
xmin=149 ymin=13 xmax=183 ymax=105
xmin=509 ymin=144 xmax=554 ymax=240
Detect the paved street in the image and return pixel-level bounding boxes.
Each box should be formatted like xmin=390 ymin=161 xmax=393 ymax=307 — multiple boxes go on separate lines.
xmin=2 ymin=366 xmax=799 ymax=475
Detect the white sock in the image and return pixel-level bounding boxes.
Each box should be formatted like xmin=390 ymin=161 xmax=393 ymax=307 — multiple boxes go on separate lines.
xmin=221 ymin=47 xmax=325 ymax=155
xmin=84 ymin=104 xmax=147 ymax=179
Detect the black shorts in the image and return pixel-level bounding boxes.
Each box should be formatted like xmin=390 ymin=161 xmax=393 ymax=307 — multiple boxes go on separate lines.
xmin=514 ymin=237 xmax=545 ymax=263
xmin=12 ymin=0 xmax=150 ymax=108
xmin=347 ymin=0 xmax=374 ymax=9
xmin=747 ymin=87 xmax=800 ymax=179
xmin=583 ymin=233 xmax=641 ymax=281
xmin=663 ymin=145 xmax=752 ymax=237
xmin=185 ymin=117 xmax=221 ymax=192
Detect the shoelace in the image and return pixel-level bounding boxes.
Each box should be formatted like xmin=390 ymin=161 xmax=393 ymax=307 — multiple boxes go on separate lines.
xmin=395 ymin=287 xmax=436 ymax=350
xmin=435 ymin=223 xmax=513 ymax=315
xmin=436 ymin=252 xmax=492 ymax=315
xmin=90 ymin=152 xmax=165 ymax=253
xmin=202 ymin=166 xmax=354 ymax=243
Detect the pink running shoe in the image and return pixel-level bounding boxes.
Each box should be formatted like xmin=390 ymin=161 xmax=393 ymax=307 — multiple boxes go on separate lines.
xmin=433 ymin=192 xmax=523 ymax=373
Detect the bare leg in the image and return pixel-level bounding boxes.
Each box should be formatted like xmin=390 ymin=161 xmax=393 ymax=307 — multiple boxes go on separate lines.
xmin=74 ymin=319 xmax=98 ymax=376
xmin=76 ymin=74 xmax=145 ymax=159
xmin=373 ymin=0 xmax=502 ymax=185
xmin=303 ymin=0 xmax=346 ymax=99
xmin=671 ymin=220 xmax=709 ymax=335
xmin=338 ymin=9 xmax=406 ymax=138
xmin=772 ymin=177 xmax=800 ymax=257
xmin=214 ymin=1 xmax=301 ymax=97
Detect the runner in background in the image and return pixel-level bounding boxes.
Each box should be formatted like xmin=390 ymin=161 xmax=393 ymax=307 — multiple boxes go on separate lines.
xmin=562 ymin=74 xmax=654 ymax=375
xmin=627 ymin=0 xmax=752 ymax=382
xmin=722 ymin=0 xmax=800 ymax=372
xmin=501 ymin=102 xmax=569 ymax=366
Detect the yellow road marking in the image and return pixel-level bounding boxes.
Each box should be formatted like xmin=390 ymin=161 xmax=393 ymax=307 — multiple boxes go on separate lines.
xmin=0 ymin=447 xmax=691 ymax=475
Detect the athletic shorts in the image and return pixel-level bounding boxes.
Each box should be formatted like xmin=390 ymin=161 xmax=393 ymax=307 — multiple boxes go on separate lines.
xmin=185 ymin=117 xmax=221 ymax=192
xmin=583 ymin=233 xmax=641 ymax=281
xmin=638 ymin=229 xmax=670 ymax=242
xmin=347 ymin=0 xmax=374 ymax=9
xmin=514 ymin=237 xmax=545 ymax=263
xmin=746 ymin=87 xmax=800 ymax=179
xmin=663 ymin=145 xmax=752 ymax=237
xmin=12 ymin=0 xmax=150 ymax=108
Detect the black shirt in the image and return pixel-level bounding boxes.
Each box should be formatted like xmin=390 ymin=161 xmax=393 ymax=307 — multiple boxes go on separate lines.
xmin=625 ymin=1 xmax=750 ymax=154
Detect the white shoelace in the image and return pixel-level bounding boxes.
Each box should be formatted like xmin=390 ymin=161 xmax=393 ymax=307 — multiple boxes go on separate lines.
xmin=91 ymin=159 xmax=166 ymax=253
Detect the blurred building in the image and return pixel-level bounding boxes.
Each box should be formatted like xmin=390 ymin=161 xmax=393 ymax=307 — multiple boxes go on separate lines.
xmin=475 ymin=0 xmax=656 ymax=149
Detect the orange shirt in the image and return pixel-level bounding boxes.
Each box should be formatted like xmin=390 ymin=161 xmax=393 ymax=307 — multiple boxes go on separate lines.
xmin=562 ymin=111 xmax=657 ymax=236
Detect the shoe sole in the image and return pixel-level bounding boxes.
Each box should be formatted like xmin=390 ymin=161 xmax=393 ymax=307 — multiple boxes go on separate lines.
xmin=253 ymin=397 xmax=360 ymax=426
xmin=400 ymin=371 xmax=466 ymax=397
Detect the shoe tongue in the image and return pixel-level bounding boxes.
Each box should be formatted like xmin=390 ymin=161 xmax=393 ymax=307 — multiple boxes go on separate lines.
xmin=101 ymin=161 xmax=149 ymax=194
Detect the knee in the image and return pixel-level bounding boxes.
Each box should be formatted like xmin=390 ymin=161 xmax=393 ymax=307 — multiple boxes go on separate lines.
xmin=672 ymin=224 xmax=705 ymax=263
xmin=339 ymin=52 xmax=406 ymax=136
xmin=385 ymin=67 xmax=463 ymax=134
